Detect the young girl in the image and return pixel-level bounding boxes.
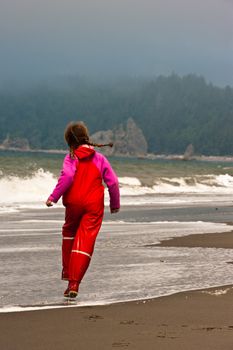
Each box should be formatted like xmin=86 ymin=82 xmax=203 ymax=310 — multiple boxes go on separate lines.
xmin=46 ymin=122 xmax=120 ymax=298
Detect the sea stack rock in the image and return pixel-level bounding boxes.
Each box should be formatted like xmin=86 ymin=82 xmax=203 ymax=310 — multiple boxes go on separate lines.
xmin=0 ymin=135 xmax=30 ymax=151
xmin=91 ymin=118 xmax=148 ymax=157
xmin=125 ymin=118 xmax=148 ymax=156
xmin=183 ymin=143 xmax=195 ymax=160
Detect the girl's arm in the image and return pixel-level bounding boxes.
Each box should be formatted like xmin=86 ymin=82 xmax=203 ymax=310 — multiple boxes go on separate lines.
xmin=47 ymin=154 xmax=77 ymax=204
xmin=102 ymin=156 xmax=120 ymax=212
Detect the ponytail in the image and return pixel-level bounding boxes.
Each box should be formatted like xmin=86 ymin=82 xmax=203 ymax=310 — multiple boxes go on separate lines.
xmin=88 ymin=141 xmax=113 ymax=148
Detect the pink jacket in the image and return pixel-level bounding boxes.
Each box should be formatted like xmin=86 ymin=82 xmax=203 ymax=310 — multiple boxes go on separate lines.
xmin=49 ymin=147 xmax=120 ymax=210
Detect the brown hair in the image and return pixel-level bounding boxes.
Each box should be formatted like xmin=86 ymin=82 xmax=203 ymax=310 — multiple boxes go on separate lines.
xmin=64 ymin=122 xmax=113 ymax=155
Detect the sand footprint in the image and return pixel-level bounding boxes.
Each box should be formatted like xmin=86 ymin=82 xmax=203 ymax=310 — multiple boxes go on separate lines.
xmin=87 ymin=314 xmax=104 ymax=321
xmin=112 ymin=342 xmax=130 ymax=348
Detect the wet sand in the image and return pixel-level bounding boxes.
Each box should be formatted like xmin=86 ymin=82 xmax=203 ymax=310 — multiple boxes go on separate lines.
xmin=1 ymin=230 xmax=233 ymax=350
xmin=155 ymin=230 xmax=233 ymax=249
xmin=1 ymin=285 xmax=233 ymax=350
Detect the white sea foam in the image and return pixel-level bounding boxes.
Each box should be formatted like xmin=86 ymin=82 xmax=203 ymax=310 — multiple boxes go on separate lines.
xmin=0 ymin=228 xmax=59 ymax=232
xmin=153 ymin=174 xmax=233 ymax=194
xmin=1 ymin=171 xmax=233 ymax=212
xmin=0 ymin=246 xmax=59 ymax=253
xmin=0 ymin=168 xmax=56 ymax=203
xmin=201 ymin=287 xmax=233 ymax=296
xmin=119 ymin=177 xmax=142 ymax=186
xmin=119 ymin=174 xmax=233 ymax=195
xmin=20 ymin=219 xmax=64 ymax=223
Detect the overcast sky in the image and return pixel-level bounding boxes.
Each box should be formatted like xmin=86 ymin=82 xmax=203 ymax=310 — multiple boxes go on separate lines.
xmin=0 ymin=0 xmax=233 ymax=86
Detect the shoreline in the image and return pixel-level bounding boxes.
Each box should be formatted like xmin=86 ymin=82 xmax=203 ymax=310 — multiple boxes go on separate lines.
xmin=1 ymin=226 xmax=233 ymax=315
xmin=1 ymin=281 xmax=233 ymax=315
xmin=1 ymin=146 xmax=233 ymax=163
xmin=1 ymin=284 xmax=233 ymax=349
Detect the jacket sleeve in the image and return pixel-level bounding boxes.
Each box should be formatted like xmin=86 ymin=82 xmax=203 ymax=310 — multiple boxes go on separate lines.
xmin=102 ymin=156 xmax=120 ymax=210
xmin=48 ymin=154 xmax=77 ymax=203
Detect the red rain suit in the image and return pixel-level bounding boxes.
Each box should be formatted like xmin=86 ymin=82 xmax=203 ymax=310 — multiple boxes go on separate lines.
xmin=49 ymin=145 xmax=120 ymax=283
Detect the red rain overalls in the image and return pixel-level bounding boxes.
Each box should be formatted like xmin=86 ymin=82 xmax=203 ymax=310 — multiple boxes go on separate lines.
xmin=62 ymin=147 xmax=106 ymax=283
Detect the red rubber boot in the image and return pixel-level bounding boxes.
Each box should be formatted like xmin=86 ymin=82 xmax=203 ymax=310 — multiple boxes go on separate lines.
xmin=68 ymin=281 xmax=79 ymax=298
xmin=64 ymin=281 xmax=79 ymax=298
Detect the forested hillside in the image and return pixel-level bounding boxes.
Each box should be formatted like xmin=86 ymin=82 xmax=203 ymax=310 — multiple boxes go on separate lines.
xmin=0 ymin=74 xmax=233 ymax=155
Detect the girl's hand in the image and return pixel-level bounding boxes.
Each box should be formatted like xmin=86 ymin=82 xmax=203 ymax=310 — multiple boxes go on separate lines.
xmin=46 ymin=199 xmax=53 ymax=207
xmin=111 ymin=208 xmax=119 ymax=214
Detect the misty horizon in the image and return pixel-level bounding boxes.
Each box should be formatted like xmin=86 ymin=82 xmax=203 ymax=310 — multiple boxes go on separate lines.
xmin=1 ymin=0 xmax=232 ymax=88
xmin=1 ymin=71 xmax=232 ymax=92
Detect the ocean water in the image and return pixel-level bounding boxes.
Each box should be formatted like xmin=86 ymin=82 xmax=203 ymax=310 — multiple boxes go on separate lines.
xmin=1 ymin=149 xmax=233 ymax=212
xmin=1 ymin=150 xmax=233 ymax=312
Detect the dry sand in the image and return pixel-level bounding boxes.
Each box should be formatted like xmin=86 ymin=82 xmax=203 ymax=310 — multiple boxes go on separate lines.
xmin=1 ymin=230 xmax=233 ymax=350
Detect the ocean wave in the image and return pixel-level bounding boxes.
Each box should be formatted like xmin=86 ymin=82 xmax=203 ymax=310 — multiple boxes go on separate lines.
xmin=1 ymin=170 xmax=233 ymax=211
xmin=153 ymin=174 xmax=232 ymax=194
xmin=0 ymin=168 xmax=56 ymax=204
xmin=119 ymin=174 xmax=233 ymax=195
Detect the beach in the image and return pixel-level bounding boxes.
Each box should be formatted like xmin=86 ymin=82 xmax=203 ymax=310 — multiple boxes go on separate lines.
xmin=1 ymin=208 xmax=233 ymax=350
xmin=1 ymin=287 xmax=233 ymax=350
xmin=1 ymin=208 xmax=233 ymax=349
xmin=1 ymin=229 xmax=233 ymax=350
xmin=1 ymin=151 xmax=233 ymax=348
